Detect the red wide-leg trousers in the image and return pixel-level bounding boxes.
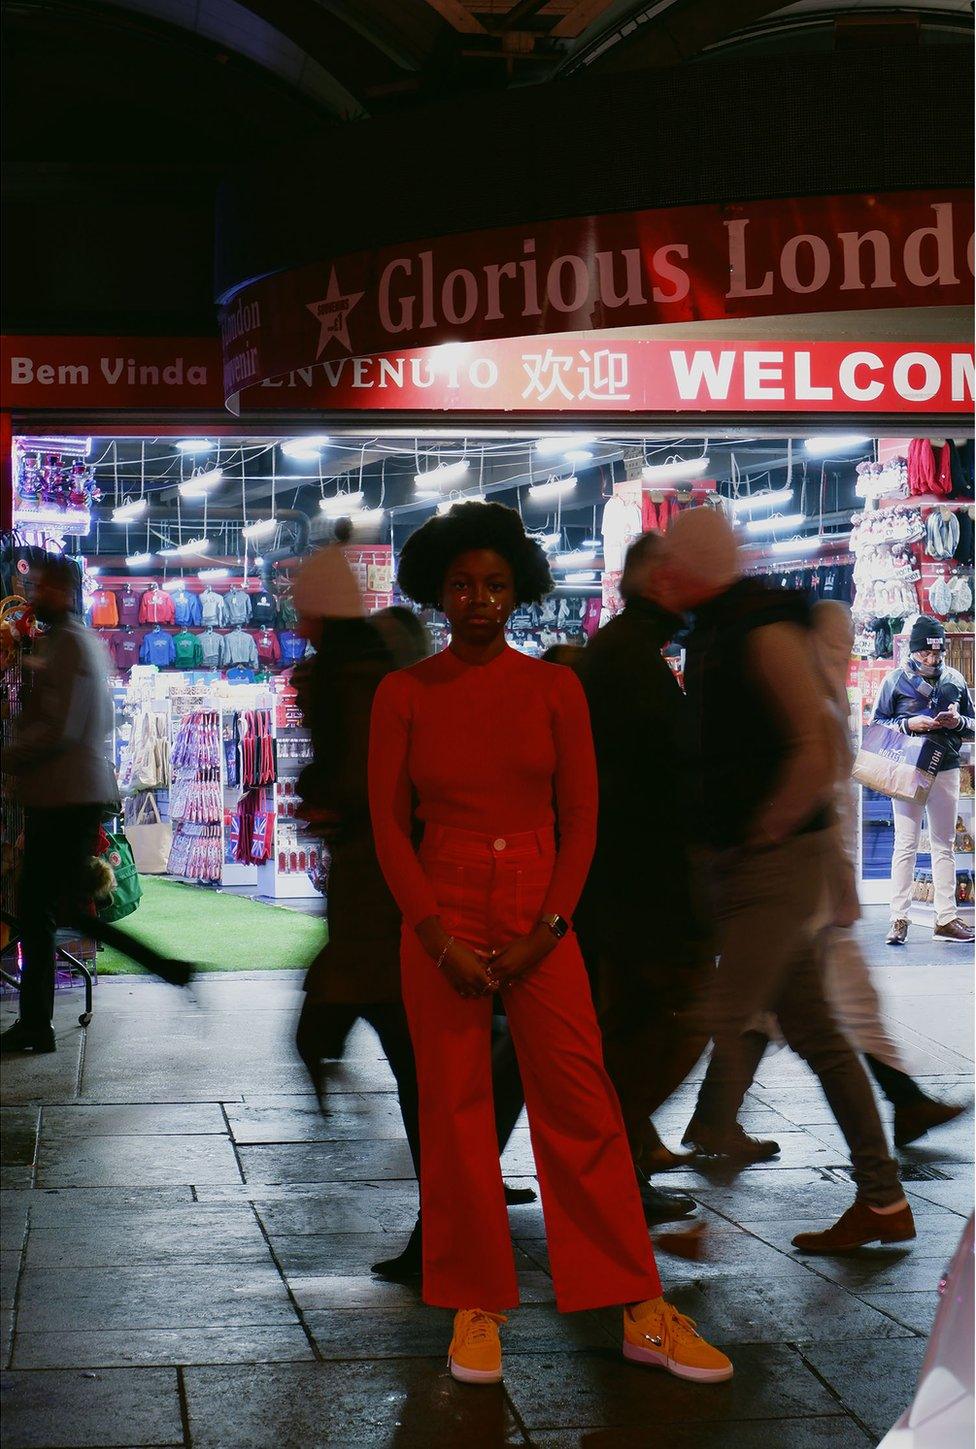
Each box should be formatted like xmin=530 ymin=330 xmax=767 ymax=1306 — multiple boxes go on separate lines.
xmin=401 ymin=824 xmax=661 ymax=1313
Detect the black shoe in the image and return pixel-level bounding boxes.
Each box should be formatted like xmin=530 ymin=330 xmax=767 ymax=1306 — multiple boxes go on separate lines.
xmin=503 ymin=1182 xmax=537 ymax=1205
xmin=639 ymin=1182 xmax=696 ymax=1224
xmin=0 ymin=1020 xmax=56 ymax=1054
xmin=372 ymin=1217 xmax=422 ymax=1282
xmin=894 ymin=1097 xmax=966 ymax=1148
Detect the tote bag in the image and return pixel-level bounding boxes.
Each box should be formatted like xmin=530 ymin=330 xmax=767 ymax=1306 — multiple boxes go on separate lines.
xmin=852 ymin=723 xmax=946 ymax=805
xmin=126 ymin=793 xmax=172 ymax=875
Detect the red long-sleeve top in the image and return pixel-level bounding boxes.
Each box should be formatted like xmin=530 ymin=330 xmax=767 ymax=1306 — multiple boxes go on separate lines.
xmin=368 ymin=645 xmax=597 ymax=930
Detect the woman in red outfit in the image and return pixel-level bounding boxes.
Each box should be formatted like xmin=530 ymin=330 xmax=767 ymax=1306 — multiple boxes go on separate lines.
xmin=368 ymin=503 xmax=731 ymax=1386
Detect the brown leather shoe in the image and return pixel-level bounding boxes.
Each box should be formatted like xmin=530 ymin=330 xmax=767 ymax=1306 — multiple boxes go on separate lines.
xmin=639 ymin=1143 xmax=697 ymax=1173
xmin=933 ymin=918 xmax=975 ymax=943
xmin=792 ymin=1200 xmax=916 ymax=1254
xmin=894 ymin=1098 xmax=966 ymax=1148
xmin=886 ymin=918 xmax=909 ymax=946
xmin=682 ymin=1122 xmax=781 ymax=1162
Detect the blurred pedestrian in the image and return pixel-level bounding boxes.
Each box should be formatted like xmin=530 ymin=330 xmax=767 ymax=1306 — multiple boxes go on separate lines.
xmin=740 ymin=602 xmax=966 ymax=1148
xmin=658 ymin=508 xmax=915 ymax=1254
xmin=369 ymin=502 xmax=732 ymax=1386
xmin=1 ymin=557 xmax=191 ymax=1055
xmin=291 ymin=550 xmax=530 ymax=1283
xmin=576 ymin=533 xmax=709 ymax=1222
xmin=873 ymin=614 xmax=974 ymax=946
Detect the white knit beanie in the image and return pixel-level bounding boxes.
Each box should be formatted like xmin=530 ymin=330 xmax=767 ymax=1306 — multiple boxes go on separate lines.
xmin=665 ymin=505 xmax=741 ymax=590
xmin=292 ymin=544 xmax=364 ymax=620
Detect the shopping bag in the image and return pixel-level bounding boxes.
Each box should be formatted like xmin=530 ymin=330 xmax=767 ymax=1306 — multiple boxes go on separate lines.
xmin=126 ymin=793 xmax=172 ymax=875
xmin=98 ymin=831 xmax=143 ymax=922
xmin=852 ymin=723 xmax=946 ymax=804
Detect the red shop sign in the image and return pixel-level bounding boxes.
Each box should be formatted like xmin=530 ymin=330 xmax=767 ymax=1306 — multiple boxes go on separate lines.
xmin=0 ymin=335 xmax=224 ymax=409
xmin=220 ymin=189 xmax=975 ymax=407
xmin=238 ymin=338 xmax=975 ymax=414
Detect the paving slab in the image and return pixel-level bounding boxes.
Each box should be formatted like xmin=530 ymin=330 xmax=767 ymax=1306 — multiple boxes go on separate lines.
xmin=16 ymin=1262 xmax=297 ymax=1333
xmin=798 ymin=1338 xmax=928 ymax=1439
xmin=10 ymin=1325 xmax=315 ymax=1370
xmin=0 ymin=1109 xmax=40 ymax=1166
xmin=251 ymin=1185 xmax=420 ymax=1235
xmin=0 ymin=1366 xmax=183 ymax=1449
xmin=1 ymin=1250 xmax=23 ymax=1310
xmin=41 ymin=1103 xmax=228 ymax=1137
xmin=530 ymin=1421 xmax=873 ymax=1448
xmin=35 ymin=1133 xmax=243 ymax=1189
xmin=503 ymin=1342 xmax=844 ymax=1429
xmin=0 ymin=1017 xmax=84 ymax=1107
xmin=854 ymin=1288 xmax=939 ymax=1336
xmin=24 ymin=1205 xmax=270 ymax=1268
xmin=0 ymin=1193 xmax=30 ymax=1251
xmin=304 ymin=1303 xmax=612 ymax=1359
xmin=183 ymin=1359 xmax=528 ymax=1447
xmin=238 ymin=1139 xmax=415 ymax=1184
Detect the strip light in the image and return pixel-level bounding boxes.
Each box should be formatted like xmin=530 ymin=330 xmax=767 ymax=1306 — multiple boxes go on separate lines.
xmin=642 ymin=456 xmax=710 ymax=484
xmin=555 ymin=549 xmax=597 ymax=568
xmin=536 ymin=434 xmax=596 ymax=457
xmin=528 ymin=477 xmax=577 ymax=503
xmin=242 ymin=518 xmax=277 ymax=541
xmin=112 ymin=498 xmax=148 ymax=523
xmin=564 ymin=571 xmax=597 ymax=584
xmin=282 ymin=435 xmax=330 ymax=460
xmin=436 ymin=495 xmax=488 ymax=516
xmin=125 ymin=552 xmax=154 ymax=567
xmin=414 ymin=459 xmax=469 ymax=489
xmin=179 ymin=467 xmax=223 ymax=499
xmin=563 ymin=449 xmax=594 ymax=466
xmin=176 ymin=439 xmax=214 ymax=453
xmin=744 ymin=513 xmax=807 ymax=536
xmin=768 ymin=536 xmax=823 ymax=555
xmin=803 ymin=435 xmax=870 ymax=457
xmin=160 ymin=537 xmax=211 ymax=557
xmin=727 ymin=487 xmax=793 ymax=514
xmin=319 ymin=491 xmax=364 ymax=515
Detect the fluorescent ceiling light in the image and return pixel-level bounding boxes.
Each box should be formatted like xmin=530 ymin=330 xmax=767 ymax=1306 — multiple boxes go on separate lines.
xmin=112 ymin=498 xmax=148 ymax=523
xmin=319 ymin=491 xmax=364 ymax=515
xmin=534 ymin=532 xmax=561 ymax=550
xmin=555 ymin=549 xmax=597 ymax=568
xmin=350 ymin=508 xmax=386 ymax=527
xmin=176 ymin=439 xmax=214 ymax=453
xmin=125 ymin=552 xmax=154 ymax=567
xmin=536 ymin=434 xmax=596 ymax=457
xmin=768 ymin=536 xmax=823 ymax=555
xmin=436 ymin=495 xmax=487 ymax=515
xmin=528 ymin=477 xmax=577 ymax=503
xmin=179 ymin=467 xmax=223 ymax=498
xmin=564 ymin=571 xmax=597 ymax=584
xmin=744 ymin=513 xmax=808 ymax=536
xmin=641 ymin=456 xmax=709 ymax=484
xmin=581 ymin=536 xmax=602 ymax=550
xmin=414 ymin=459 xmax=469 ymax=489
xmin=803 ymin=434 xmax=870 ymax=457
xmin=282 ymin=435 xmax=331 ymax=461
xmin=563 ymin=449 xmax=594 ymax=466
xmin=160 ymin=537 xmax=211 ymax=557
xmin=198 ymin=567 xmax=230 ymax=580
xmin=242 ymin=518 xmax=277 ymax=541
xmin=727 ymin=487 xmax=793 ymax=514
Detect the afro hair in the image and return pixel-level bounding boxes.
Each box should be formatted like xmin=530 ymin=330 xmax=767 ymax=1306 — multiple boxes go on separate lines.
xmin=396 ymin=501 xmax=554 ymax=609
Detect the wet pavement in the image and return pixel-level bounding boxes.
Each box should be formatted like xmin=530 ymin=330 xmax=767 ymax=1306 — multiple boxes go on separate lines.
xmin=1 ymin=911 xmax=972 ymax=1449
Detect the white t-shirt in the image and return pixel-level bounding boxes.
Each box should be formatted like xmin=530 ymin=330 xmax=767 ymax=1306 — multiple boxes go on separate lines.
xmin=602 ymin=494 xmax=643 ymax=573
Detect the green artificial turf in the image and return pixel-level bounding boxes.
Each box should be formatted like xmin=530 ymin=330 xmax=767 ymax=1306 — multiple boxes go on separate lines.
xmin=97 ymin=877 xmax=324 ymax=974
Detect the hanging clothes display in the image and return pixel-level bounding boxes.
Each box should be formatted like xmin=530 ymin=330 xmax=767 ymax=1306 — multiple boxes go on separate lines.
xmin=236 ymin=709 xmax=277 ymax=787
xmin=168 ymin=710 xmax=223 ymax=882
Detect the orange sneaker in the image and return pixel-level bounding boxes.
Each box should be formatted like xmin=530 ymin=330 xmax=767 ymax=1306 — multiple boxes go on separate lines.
xmin=448 ymin=1309 xmax=507 ymax=1384
xmin=623 ymin=1298 xmax=733 ymax=1383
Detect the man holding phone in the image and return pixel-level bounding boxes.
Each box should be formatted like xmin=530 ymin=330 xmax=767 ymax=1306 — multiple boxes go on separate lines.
xmin=874 ymin=616 xmax=975 ymax=946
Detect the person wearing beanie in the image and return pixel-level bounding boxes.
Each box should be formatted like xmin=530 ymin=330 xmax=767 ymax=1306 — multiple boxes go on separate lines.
xmin=654 ymin=507 xmax=914 ymax=1255
xmin=873 ymin=615 xmax=975 ymax=946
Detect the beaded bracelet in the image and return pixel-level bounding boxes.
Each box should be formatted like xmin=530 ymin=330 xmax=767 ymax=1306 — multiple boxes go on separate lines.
xmin=435 ymin=936 xmax=455 ymax=971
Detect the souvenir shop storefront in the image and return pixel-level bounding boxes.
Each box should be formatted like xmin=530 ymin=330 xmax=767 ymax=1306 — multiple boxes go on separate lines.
xmin=2 ymin=191 xmax=974 ymax=923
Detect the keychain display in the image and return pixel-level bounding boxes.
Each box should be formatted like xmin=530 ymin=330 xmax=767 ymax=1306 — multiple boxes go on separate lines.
xmin=168 ymin=710 xmax=223 ymax=881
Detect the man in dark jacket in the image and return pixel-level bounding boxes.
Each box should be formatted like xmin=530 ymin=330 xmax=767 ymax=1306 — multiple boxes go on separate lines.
xmin=873 ymin=615 xmax=974 ymax=946
xmin=2 ymin=558 xmax=191 ymax=1054
xmin=576 ymin=534 xmax=709 ymax=1222
xmin=656 ymin=507 xmax=913 ymax=1255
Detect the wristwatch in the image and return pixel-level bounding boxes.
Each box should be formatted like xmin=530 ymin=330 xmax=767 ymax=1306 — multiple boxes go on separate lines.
xmin=539 ymin=912 xmax=569 ymax=939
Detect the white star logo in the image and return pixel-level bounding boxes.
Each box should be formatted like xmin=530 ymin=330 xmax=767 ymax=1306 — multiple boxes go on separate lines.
xmin=306 ymin=268 xmax=364 ymax=356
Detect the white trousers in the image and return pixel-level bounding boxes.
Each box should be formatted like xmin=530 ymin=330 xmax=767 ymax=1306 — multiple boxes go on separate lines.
xmin=890 ymin=768 xmax=960 ymax=926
